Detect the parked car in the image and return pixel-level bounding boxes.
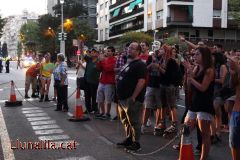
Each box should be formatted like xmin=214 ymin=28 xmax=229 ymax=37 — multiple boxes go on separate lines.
xmin=22 ymin=56 xmax=36 ymax=68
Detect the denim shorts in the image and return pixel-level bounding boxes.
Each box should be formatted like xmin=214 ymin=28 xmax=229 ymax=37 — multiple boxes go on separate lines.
xmin=160 ymin=85 xmax=176 ymax=108
xmin=186 ymin=110 xmax=213 ymax=121
xmin=144 ymin=87 xmax=161 ymax=109
xmin=229 ymin=111 xmax=240 ymax=148
xmin=96 ymin=83 xmax=114 ymax=103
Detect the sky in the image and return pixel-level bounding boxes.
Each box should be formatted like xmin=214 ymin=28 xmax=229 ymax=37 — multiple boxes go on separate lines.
xmin=0 ymin=0 xmax=47 ymax=17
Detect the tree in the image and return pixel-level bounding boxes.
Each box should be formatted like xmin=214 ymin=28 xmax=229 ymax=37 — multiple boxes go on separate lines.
xmin=17 ymin=42 xmax=23 ymax=58
xmin=0 ymin=15 xmax=6 ymax=38
xmin=119 ymin=31 xmax=153 ymax=45
xmin=229 ymin=0 xmax=240 ymax=25
xmin=52 ymin=0 xmax=87 ymax=18
xmin=1 ymin=42 xmax=8 ymax=58
xmin=37 ymin=14 xmax=59 ymax=55
xmin=164 ymin=37 xmax=188 ymax=52
xmin=19 ymin=21 xmax=40 ymax=54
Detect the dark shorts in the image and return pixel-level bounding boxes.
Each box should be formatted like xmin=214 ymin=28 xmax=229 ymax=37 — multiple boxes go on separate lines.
xmin=160 ymin=85 xmax=177 ymax=108
xmin=229 ymin=111 xmax=240 ymax=148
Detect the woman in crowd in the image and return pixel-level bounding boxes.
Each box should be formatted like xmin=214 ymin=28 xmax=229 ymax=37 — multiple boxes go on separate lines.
xmin=184 ymin=47 xmax=215 ymax=160
xmin=39 ymin=52 xmax=55 ymax=102
xmin=53 ymin=53 xmax=68 ymax=112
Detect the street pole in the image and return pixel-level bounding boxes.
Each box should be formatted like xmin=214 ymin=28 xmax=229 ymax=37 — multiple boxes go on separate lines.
xmin=60 ymin=0 xmax=65 ymax=57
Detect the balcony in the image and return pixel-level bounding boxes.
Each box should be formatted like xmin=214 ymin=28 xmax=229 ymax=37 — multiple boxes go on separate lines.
xmin=109 ymin=23 xmax=143 ymax=37
xmin=109 ymin=0 xmax=130 ymax=10
xmin=109 ymin=7 xmax=144 ymax=23
xmin=167 ymin=16 xmax=193 ymax=26
xmin=167 ymin=0 xmax=193 ymax=2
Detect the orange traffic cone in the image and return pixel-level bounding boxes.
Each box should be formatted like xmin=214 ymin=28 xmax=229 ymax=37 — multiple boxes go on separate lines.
xmin=179 ymin=124 xmax=194 ymax=160
xmin=69 ymin=89 xmax=90 ymax=122
xmin=5 ymin=81 xmax=22 ymax=107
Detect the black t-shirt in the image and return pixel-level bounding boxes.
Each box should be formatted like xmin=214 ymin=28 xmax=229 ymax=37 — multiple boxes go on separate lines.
xmin=190 ymin=69 xmax=215 ymax=115
xmin=161 ymin=58 xmax=181 ymax=86
xmin=146 ymin=56 xmax=161 ymax=88
xmin=116 ymin=59 xmax=147 ymax=103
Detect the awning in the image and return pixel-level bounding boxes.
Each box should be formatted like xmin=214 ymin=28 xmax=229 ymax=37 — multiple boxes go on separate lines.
xmin=113 ymin=8 xmax=120 ymax=17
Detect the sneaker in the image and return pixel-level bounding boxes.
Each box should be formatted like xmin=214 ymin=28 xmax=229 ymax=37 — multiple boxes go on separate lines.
xmin=194 ymin=149 xmax=201 ymax=156
xmin=125 ymin=142 xmax=141 ymax=151
xmin=111 ymin=116 xmax=118 ymax=121
xmin=31 ymin=94 xmax=38 ymax=98
xmin=116 ymin=137 xmax=132 ymax=148
xmin=25 ymin=95 xmax=30 ymax=99
xmin=100 ymin=114 xmax=111 ymax=120
xmin=146 ymin=119 xmax=152 ymax=127
xmin=141 ymin=125 xmax=147 ymax=134
xmin=51 ymin=97 xmax=56 ymax=101
xmin=172 ymin=144 xmax=180 ymax=150
xmin=95 ymin=113 xmax=104 ymax=119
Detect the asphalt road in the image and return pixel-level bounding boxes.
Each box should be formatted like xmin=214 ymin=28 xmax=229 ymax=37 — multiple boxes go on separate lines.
xmin=0 ymin=61 xmax=232 ymax=160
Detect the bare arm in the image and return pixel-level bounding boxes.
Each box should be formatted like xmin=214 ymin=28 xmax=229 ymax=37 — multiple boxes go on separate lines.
xmin=131 ymin=79 xmax=146 ymax=102
xmin=215 ymin=64 xmax=228 ymax=84
xmin=189 ymin=68 xmax=214 ymax=92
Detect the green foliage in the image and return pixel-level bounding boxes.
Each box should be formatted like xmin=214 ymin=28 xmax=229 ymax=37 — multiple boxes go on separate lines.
xmin=52 ymin=0 xmax=87 ymax=18
xmin=1 ymin=42 xmax=8 ymax=58
xmin=0 ymin=15 xmax=6 ymax=38
xmin=229 ymin=0 xmax=240 ymax=25
xmin=119 ymin=31 xmax=153 ymax=45
xmin=37 ymin=14 xmax=59 ymax=54
xmin=20 ymin=21 xmax=40 ymax=53
xmin=72 ymin=18 xmax=95 ymax=46
xmin=17 ymin=42 xmax=22 ymax=57
xmin=164 ymin=37 xmax=188 ymax=52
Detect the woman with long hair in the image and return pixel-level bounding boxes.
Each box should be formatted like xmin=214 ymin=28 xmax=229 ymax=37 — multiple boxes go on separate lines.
xmin=184 ymin=47 xmax=215 ymax=160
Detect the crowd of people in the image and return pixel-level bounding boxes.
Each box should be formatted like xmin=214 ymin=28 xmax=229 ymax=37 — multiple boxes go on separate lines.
xmin=77 ymin=39 xmax=240 ymax=160
xmin=21 ymin=37 xmax=240 ymax=160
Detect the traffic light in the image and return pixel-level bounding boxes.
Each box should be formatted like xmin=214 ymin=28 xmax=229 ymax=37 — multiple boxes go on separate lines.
xmin=63 ymin=33 xmax=67 ymax=40
xmin=58 ymin=33 xmax=62 ymax=41
xmin=58 ymin=32 xmax=67 ymax=41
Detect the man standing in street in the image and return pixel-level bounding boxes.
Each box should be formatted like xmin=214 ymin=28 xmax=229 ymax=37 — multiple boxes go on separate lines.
xmin=5 ymin=58 xmax=10 ymax=73
xmin=116 ymin=42 xmax=147 ymax=151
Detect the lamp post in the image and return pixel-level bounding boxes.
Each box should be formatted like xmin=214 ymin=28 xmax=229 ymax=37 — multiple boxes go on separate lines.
xmin=154 ymin=29 xmax=158 ymax=42
xmin=60 ymin=0 xmax=65 ymax=56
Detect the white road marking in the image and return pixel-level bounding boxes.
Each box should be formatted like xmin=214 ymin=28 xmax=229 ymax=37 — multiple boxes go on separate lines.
xmin=25 ymin=113 xmax=48 ymax=117
xmin=38 ymin=135 xmax=70 ymax=141
xmin=35 ymin=129 xmax=64 ymax=135
xmin=30 ymin=120 xmax=56 ymax=126
xmin=58 ymin=156 xmax=96 ymax=160
xmin=0 ymin=106 xmax=16 ymax=160
xmin=83 ymin=124 xmax=94 ymax=132
xmin=32 ymin=124 xmax=60 ymax=130
xmin=177 ymin=104 xmax=185 ymax=108
xmin=27 ymin=116 xmax=51 ymax=121
xmin=22 ymin=107 xmax=40 ymax=110
xmin=0 ymin=89 xmax=3 ymax=91
xmin=22 ymin=110 xmax=44 ymax=114
xmin=0 ymin=100 xmax=8 ymax=103
xmin=98 ymin=136 xmax=113 ymax=145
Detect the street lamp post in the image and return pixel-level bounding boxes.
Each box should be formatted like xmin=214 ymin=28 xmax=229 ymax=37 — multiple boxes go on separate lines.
xmin=60 ymin=0 xmax=65 ymax=57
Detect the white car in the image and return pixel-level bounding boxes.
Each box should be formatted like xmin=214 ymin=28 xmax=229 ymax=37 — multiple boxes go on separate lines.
xmin=22 ymin=57 xmax=36 ymax=68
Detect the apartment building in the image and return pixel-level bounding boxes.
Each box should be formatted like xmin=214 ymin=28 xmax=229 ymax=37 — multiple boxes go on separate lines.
xmin=97 ymin=0 xmax=240 ymax=47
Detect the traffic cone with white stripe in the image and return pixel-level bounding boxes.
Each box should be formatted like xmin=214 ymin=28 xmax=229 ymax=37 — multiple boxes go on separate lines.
xmin=179 ymin=124 xmax=194 ymax=160
xmin=5 ymin=81 xmax=22 ymax=107
xmin=69 ymin=88 xmax=90 ymax=122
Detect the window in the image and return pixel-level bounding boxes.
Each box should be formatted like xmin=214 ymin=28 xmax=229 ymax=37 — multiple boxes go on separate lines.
xmin=100 ymin=4 xmax=104 ymax=10
xmin=105 ymin=2 xmax=108 ymax=8
xmin=105 ymin=28 xmax=109 ymax=39
xmin=213 ymin=10 xmax=221 ymax=18
xmin=105 ymin=15 xmax=108 ymax=21
xmin=208 ymin=30 xmax=213 ymax=37
xmin=100 ymin=16 xmax=103 ymax=23
xmin=112 ymin=8 xmax=120 ymax=17
xmin=100 ymin=29 xmax=103 ymax=41
xmin=156 ymin=10 xmax=163 ymax=20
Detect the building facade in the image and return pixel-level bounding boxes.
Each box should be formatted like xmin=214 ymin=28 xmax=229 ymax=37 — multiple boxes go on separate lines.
xmin=97 ymin=0 xmax=240 ymax=48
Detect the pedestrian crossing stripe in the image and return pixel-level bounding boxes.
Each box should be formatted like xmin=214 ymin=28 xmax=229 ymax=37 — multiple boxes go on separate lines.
xmin=32 ymin=124 xmax=60 ymax=130
xmin=35 ymin=129 xmax=64 ymax=135
xmin=38 ymin=135 xmax=70 ymax=141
